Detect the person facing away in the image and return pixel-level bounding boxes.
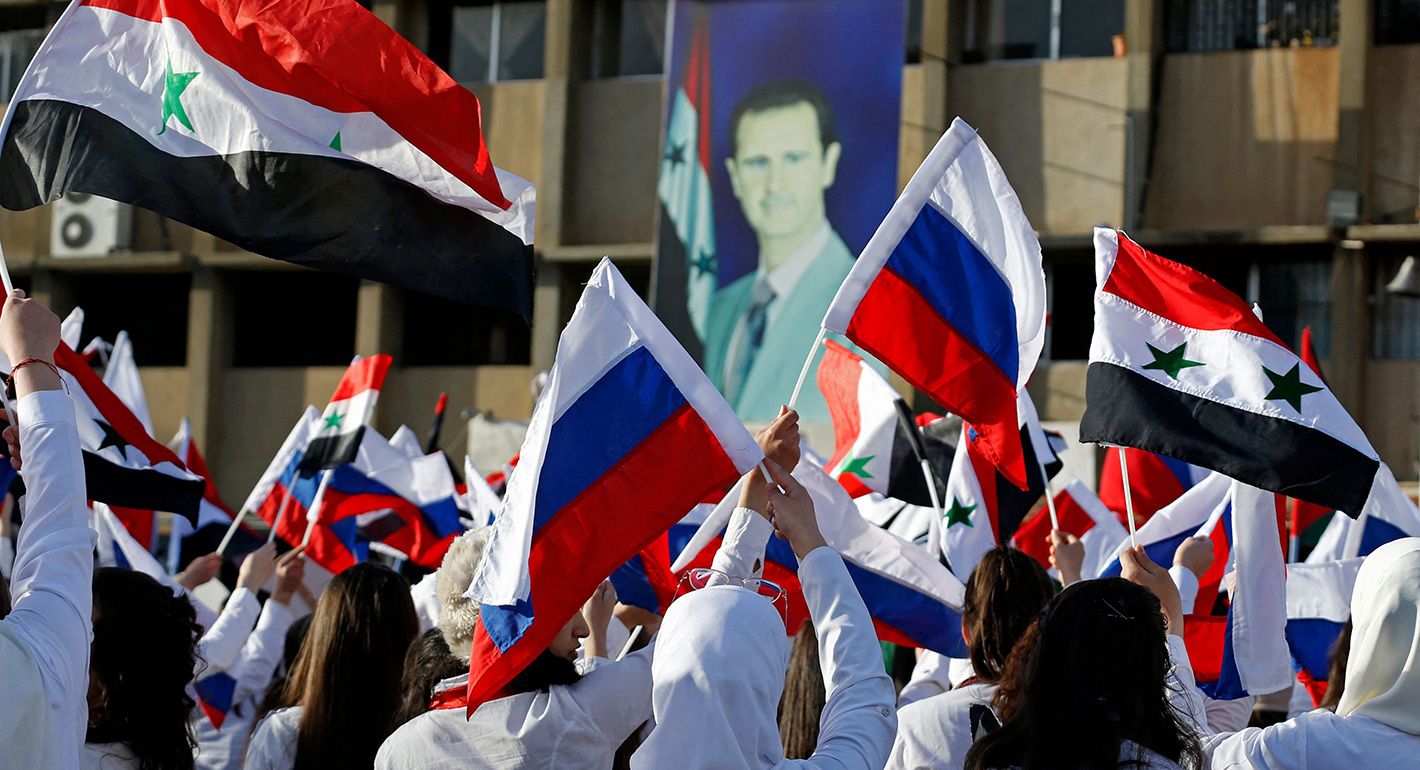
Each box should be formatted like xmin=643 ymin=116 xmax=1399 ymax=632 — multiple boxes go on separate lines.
xmin=965 ymin=545 xmax=1208 ymax=770
xmin=84 ymin=567 xmax=203 ymax=770
xmin=887 ymin=547 xmax=1056 ymax=770
xmin=391 ymin=628 xmax=466 ymax=728
xmin=245 ymin=562 xmax=419 ymax=770
xmin=0 ymin=290 xmax=94 ymax=769
xmin=702 ymin=79 xmax=854 ymax=422
xmin=1202 ymin=537 xmax=1420 ymax=768
xmin=630 ymin=455 xmax=898 ymax=770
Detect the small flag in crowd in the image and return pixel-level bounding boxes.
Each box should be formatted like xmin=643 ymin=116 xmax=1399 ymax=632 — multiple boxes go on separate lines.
xmin=319 ymin=453 xmax=465 ymax=570
xmin=1306 ymin=464 xmax=1420 ymax=563
xmin=1012 ymin=479 xmax=1128 ymax=580
xmin=246 ymin=407 xmax=322 ymax=545
xmin=299 ymin=355 xmax=392 ymax=472
xmin=193 ymin=671 xmax=239 ymax=729
xmin=103 ymin=330 xmax=153 ymax=434
xmin=0 ymin=0 xmax=537 ymax=318
xmin=822 ymin=118 xmax=1047 ymax=490
xmin=462 ymin=456 xmax=502 ymax=528
xmin=52 ymin=342 xmax=205 ymax=521
xmin=390 ymin=425 xmax=425 ymax=459
xmin=1284 ymin=557 xmax=1361 ymax=707
xmin=463 ymin=258 xmax=763 ymax=713
xmin=1079 ymin=228 xmax=1380 ymax=517
xmin=1098 ymin=446 xmax=1207 ymax=528
xmin=818 ymin=339 xmax=943 ymax=505
xmin=1183 ymin=481 xmax=1291 ymax=700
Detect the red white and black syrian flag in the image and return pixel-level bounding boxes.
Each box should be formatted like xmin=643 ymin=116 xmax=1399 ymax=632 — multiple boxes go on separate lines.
xmin=0 ymin=0 xmax=536 ymax=319
xmin=817 ymin=339 xmax=946 ymax=506
xmin=1079 ymin=229 xmax=1380 ymax=517
xmin=298 ymin=355 xmax=391 ymax=472
xmin=52 ymin=341 xmax=206 ymax=521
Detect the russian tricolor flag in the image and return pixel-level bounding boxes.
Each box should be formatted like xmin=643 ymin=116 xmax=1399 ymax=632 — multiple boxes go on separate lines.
xmin=1284 ymin=557 xmax=1360 ymax=707
xmin=318 ymin=455 xmax=465 ymax=570
xmin=462 ymin=259 xmax=763 ymax=712
xmin=1181 ymin=481 xmax=1291 ymax=700
xmin=1307 ymin=464 xmax=1420 ymax=563
xmin=822 ymin=118 xmax=1046 ymax=490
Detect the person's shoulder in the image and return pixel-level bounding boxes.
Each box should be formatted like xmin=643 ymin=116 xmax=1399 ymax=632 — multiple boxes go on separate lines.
xmin=899 ymin=682 xmax=999 ymax=730
xmin=252 ymin=706 xmax=303 ymax=742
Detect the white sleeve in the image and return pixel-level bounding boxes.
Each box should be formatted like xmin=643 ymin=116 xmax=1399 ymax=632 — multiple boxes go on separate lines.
xmin=1170 ymin=566 xmax=1200 ymax=613
xmin=232 ymin=599 xmax=298 ymax=701
xmin=1165 ymin=634 xmax=1211 ymax=737
xmin=896 ymin=651 xmax=951 ymax=708
xmin=1203 ymin=717 xmax=1309 ymax=769
xmin=196 ymin=587 xmax=261 ymax=675
xmin=1205 ymin=695 xmax=1256 ymax=734
xmin=710 ymin=507 xmax=773 ymax=580
xmin=4 ymin=390 xmax=93 ymax=759
xmin=569 ymin=640 xmax=656 ymax=744
xmin=0 ymin=535 xmax=14 ymax=580
xmin=795 ymin=547 xmax=897 ymax=770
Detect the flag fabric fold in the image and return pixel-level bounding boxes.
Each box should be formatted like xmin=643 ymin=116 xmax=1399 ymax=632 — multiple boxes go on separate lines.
xmin=299 ymin=355 xmax=391 ymax=472
xmin=822 ymin=117 xmax=1046 ymax=490
xmin=1284 ymin=557 xmax=1361 ymax=707
xmin=1306 ymin=464 xmax=1420 ymax=563
xmin=1098 ymin=446 xmax=1207 ymax=527
xmin=0 ymin=0 xmax=536 ymax=318
xmin=1012 ymin=479 xmax=1128 ymax=580
xmin=463 ymin=258 xmax=762 ymax=712
xmin=1080 ymin=228 xmax=1379 ymax=516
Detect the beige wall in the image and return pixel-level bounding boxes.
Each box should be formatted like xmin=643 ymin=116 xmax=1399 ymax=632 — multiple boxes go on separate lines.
xmin=948 ymin=58 xmax=1127 ymax=235
xmin=562 ymin=78 xmax=664 ymax=246
xmin=1145 ymin=47 xmax=1340 ymax=230
xmin=469 ymin=81 xmax=548 ymax=191
xmin=1369 ymin=45 xmax=1420 ymax=224
xmin=1363 ymin=360 xmax=1420 ymax=482
xmin=138 ymin=367 xmax=189 ymax=447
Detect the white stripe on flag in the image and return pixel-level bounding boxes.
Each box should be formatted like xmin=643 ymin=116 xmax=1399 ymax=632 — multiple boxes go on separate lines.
xmin=1228 ymin=481 xmax=1293 ymax=695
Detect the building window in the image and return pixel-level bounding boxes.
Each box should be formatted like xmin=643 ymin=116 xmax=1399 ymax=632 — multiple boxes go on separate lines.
xmin=400 ymin=289 xmax=531 ymax=366
xmin=0 ymin=3 xmax=53 ymax=104
xmin=231 ymin=272 xmax=358 ymax=367
xmin=1258 ymin=260 xmax=1332 ymax=356
xmin=66 ymin=273 xmax=191 ymax=366
xmin=963 ymin=0 xmax=1124 ymax=62
xmin=431 ymin=0 xmax=545 ymax=83
xmin=1164 ymin=0 xmax=1340 ymax=53
xmin=906 ymin=0 xmax=924 ymax=63
xmin=1374 ymin=253 xmax=1420 ymax=359
xmin=1377 ymin=0 xmax=1420 ymax=45
xmin=589 ymin=0 xmax=667 ymax=78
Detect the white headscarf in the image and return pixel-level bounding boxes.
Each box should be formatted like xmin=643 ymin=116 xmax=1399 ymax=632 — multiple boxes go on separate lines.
xmin=1337 ymin=537 xmax=1420 ymax=734
xmin=631 ymin=585 xmax=789 ymax=770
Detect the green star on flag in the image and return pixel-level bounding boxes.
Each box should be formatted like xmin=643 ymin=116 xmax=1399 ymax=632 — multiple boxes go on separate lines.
xmin=837 ymin=454 xmax=875 ymax=479
xmin=330 ymin=131 xmax=342 ymax=151
xmin=158 ymin=59 xmax=200 ymax=135
xmin=322 ymin=412 xmax=344 ymax=431
xmin=1142 ymin=342 xmax=1205 ymax=380
xmin=1263 ymin=362 xmax=1323 ymax=412
xmin=944 ymin=497 xmax=976 ymax=528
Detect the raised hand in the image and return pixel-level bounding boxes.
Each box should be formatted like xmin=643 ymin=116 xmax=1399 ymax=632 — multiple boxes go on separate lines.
xmin=1120 ymin=545 xmax=1185 ymax=636
xmin=1049 ymin=530 xmax=1085 ymax=586
xmin=764 ymin=458 xmax=827 ymax=561
xmin=235 ymin=541 xmax=279 ymax=592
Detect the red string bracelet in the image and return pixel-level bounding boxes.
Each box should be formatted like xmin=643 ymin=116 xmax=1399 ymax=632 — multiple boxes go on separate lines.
xmin=10 ymin=357 xmax=67 ymax=393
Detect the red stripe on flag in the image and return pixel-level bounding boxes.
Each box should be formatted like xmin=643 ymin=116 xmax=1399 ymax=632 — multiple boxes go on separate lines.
xmin=1103 ymin=234 xmax=1286 ymax=347
xmin=78 ymin=0 xmax=510 ymax=210
xmin=1183 ymin=613 xmax=1228 ymax=684
xmin=328 ymin=354 xmax=392 ymax=402
xmin=818 ymin=339 xmax=864 ymax=473
xmin=847 ymin=267 xmax=1025 ymax=488
xmin=685 ymin=14 xmax=712 ymax=171
xmin=54 ymin=342 xmax=190 ymax=470
xmin=1013 ymin=487 xmax=1098 ymax=569
xmin=183 ymin=436 xmax=236 ymax=520
xmin=323 ymin=489 xmax=450 ymax=568
xmin=465 ymin=405 xmax=741 ymax=710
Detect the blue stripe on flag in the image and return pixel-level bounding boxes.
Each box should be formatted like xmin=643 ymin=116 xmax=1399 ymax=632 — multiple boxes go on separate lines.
xmin=610 ymin=554 xmax=660 ymax=614
xmin=843 ymin=560 xmax=967 ymax=657
xmin=1099 ymin=528 xmax=1195 ymax=578
xmin=534 ymin=346 xmax=688 ymax=533
xmin=1285 ymin=617 xmax=1345 ymax=680
xmin=194 ymin=671 xmax=237 ymax=713
xmin=1358 ymin=516 xmax=1407 ymax=558
xmin=884 ymin=203 xmax=1019 ymax=379
xmin=328 ymin=466 xmax=465 ymax=539
xmin=280 ymin=451 xmax=322 ymax=510
xmin=1158 ymin=454 xmax=1198 ymax=490
xmin=481 ymin=599 xmax=536 ymax=654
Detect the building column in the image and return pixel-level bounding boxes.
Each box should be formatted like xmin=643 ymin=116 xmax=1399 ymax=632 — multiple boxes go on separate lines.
xmin=184 ymin=264 xmax=232 ymax=464
xmin=1122 ymin=0 xmax=1164 ymax=231
xmin=1328 ymin=244 xmax=1370 ymax=419
xmin=1334 ymin=0 xmax=1373 ymax=220
xmin=354 ymin=281 xmax=403 ymax=360
xmin=530 ymin=259 xmax=562 ymax=373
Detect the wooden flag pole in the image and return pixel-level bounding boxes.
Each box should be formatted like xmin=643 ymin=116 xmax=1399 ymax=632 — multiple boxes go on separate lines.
xmin=1118 ymin=449 xmax=1139 ymax=549
xmin=786 ymin=328 xmax=827 ymax=411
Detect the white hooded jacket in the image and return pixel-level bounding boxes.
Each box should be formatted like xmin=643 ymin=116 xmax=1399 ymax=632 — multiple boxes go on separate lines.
xmin=1204 ymin=537 xmax=1420 ymax=768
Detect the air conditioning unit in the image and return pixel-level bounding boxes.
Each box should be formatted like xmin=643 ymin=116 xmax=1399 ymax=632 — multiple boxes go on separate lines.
xmin=50 ymin=192 xmax=132 ymax=258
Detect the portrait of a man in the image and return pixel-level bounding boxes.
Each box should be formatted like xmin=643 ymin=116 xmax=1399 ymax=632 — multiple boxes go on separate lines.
xmin=701 ymin=80 xmax=854 ymax=422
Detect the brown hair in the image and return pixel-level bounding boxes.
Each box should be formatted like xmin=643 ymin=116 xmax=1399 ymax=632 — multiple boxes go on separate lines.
xmin=778 ymin=620 xmax=825 ymax=759
xmin=393 ymin=628 xmax=466 ymax=727
xmin=963 ymin=547 xmax=1055 ymax=682
xmin=277 ymin=563 xmax=418 ymax=770
xmin=1320 ymin=617 xmax=1354 ymax=711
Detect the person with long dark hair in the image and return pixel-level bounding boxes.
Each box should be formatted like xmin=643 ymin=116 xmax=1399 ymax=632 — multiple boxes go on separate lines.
xmin=85 ymin=567 xmax=204 ymax=770
xmin=0 ymin=291 xmax=95 ymax=768
xmin=245 ymin=562 xmax=419 ymax=770
xmin=392 ymin=628 xmax=466 ymax=727
xmin=1204 ymin=538 xmax=1420 ymax=767
xmin=965 ymin=546 xmax=1207 ymax=770
xmin=887 ymin=547 xmax=1055 ymax=769
xmin=779 ymin=621 xmax=826 ymax=759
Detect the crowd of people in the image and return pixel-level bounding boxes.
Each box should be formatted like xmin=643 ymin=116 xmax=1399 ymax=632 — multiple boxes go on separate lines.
xmin=1 ymin=289 xmax=1418 ymax=770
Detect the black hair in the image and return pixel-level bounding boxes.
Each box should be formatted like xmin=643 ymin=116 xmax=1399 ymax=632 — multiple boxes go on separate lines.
xmin=967 ymin=578 xmax=1203 ymax=770
xmin=393 ymin=628 xmax=467 ymax=726
xmin=728 ymin=79 xmax=838 ymax=157
xmin=89 ymin=567 xmax=202 ymax=770
xmin=963 ymin=547 xmax=1056 ymax=682
xmin=506 ymin=650 xmax=582 ymax=694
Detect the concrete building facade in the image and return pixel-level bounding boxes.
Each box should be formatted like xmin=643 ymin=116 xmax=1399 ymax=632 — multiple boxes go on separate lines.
xmin=0 ymin=0 xmax=1416 ymax=503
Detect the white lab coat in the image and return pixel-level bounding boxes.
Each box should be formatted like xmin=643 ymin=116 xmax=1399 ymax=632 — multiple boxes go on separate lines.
xmin=886 ymin=682 xmax=998 ymax=770
xmin=197 ymin=587 xmax=261 ymax=674
xmin=631 ymin=509 xmax=898 ymax=770
xmin=1203 ymin=538 xmax=1420 ymax=768
xmin=195 ymin=598 xmax=299 ymax=770
xmin=0 ymin=391 xmax=93 ymax=769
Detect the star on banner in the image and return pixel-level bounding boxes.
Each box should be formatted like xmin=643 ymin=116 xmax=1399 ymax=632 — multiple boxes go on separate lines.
xmin=158 ymin=59 xmax=200 ymax=135
xmin=1142 ymin=342 xmax=1204 ymax=380
xmin=945 ymin=497 xmax=976 ymax=528
xmin=1263 ymin=362 xmax=1323 ymax=412
xmin=837 ymin=455 xmax=875 ymax=479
